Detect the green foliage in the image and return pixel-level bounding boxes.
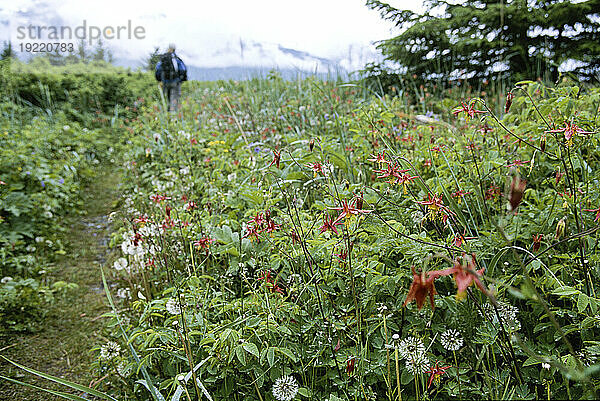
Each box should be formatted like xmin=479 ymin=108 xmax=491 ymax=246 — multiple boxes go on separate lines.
xmin=0 ymin=64 xmax=150 ymax=332
xmin=90 ymin=77 xmax=600 ymax=400
xmin=365 ymin=0 xmax=600 ymax=83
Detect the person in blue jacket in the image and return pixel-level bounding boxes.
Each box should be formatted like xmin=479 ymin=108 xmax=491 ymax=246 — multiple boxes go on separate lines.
xmin=155 ymin=43 xmax=187 ymax=112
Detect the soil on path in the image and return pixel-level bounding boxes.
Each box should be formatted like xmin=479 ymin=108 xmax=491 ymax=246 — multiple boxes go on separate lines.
xmin=0 ymin=166 xmax=120 ymax=400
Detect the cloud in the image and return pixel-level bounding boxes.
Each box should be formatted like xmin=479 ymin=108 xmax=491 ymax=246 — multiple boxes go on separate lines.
xmin=4 ymin=0 xmax=422 ymax=70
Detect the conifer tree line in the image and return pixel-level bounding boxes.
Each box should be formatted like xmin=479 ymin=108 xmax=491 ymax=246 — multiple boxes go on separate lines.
xmin=365 ymin=0 xmax=600 ymax=84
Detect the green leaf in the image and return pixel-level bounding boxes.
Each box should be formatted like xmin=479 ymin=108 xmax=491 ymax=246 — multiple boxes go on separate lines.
xmin=298 ymin=387 xmax=311 ymax=397
xmin=267 ymin=347 xmax=275 ymax=367
xmin=243 ymin=342 xmax=260 ymax=358
xmin=552 ymin=286 xmax=579 ymax=296
xmin=236 ymin=345 xmax=246 ymax=365
xmin=0 ymin=375 xmax=90 ymax=400
xmin=276 ymin=347 xmax=298 ymax=363
xmin=577 ymin=293 xmax=589 ymax=313
xmin=0 ymin=356 xmax=118 ymax=401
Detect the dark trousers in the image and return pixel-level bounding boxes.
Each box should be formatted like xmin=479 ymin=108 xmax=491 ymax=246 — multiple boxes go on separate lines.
xmin=162 ymin=81 xmax=181 ymax=111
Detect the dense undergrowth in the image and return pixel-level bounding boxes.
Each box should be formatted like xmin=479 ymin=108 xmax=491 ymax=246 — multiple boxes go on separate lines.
xmin=87 ymin=75 xmax=600 ymax=400
xmin=0 ymin=60 xmax=156 ymax=332
xmin=2 ymin=59 xmax=600 ymax=399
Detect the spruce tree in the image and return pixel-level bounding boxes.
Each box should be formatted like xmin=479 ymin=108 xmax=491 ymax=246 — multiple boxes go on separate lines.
xmin=366 ymin=0 xmax=600 ymax=82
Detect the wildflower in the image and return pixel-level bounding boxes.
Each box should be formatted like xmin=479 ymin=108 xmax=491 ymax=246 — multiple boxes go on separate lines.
xmin=100 ymin=341 xmax=121 ymax=360
xmin=165 ymin=298 xmax=182 ymax=315
xmin=403 ymin=267 xmax=438 ymax=310
xmin=405 ymin=353 xmax=430 ymax=375
xmin=440 ymin=329 xmax=463 ymax=351
xmin=113 ymin=257 xmax=128 ymax=271
xmin=1 ymin=277 xmax=13 ymax=284
xmin=540 ymin=134 xmax=547 ymax=152
xmin=397 ymin=336 xmax=426 ymax=360
xmin=397 ymin=173 xmax=418 ymax=193
xmin=269 ymin=149 xmax=281 ymax=168
xmin=319 ymin=214 xmax=342 ymax=235
xmin=508 ymin=176 xmax=527 ymax=211
xmin=507 ymin=159 xmax=530 ymax=169
xmin=542 ymin=362 xmax=551 ymax=370
xmin=425 ymin=361 xmax=452 ymax=388
xmin=486 ymin=184 xmax=501 ymax=200
xmin=305 ymin=162 xmax=324 ymax=177
xmin=452 ymin=100 xmax=487 ymax=120
xmin=194 ymin=237 xmax=214 ymax=251
xmin=555 ymin=217 xmax=566 ymax=240
xmin=505 ymin=92 xmax=514 ymax=113
xmin=272 ymin=375 xmax=299 ymax=401
xmin=367 ymin=151 xmax=390 ymax=168
xmin=532 ymin=234 xmax=543 ymax=252
xmin=429 ymin=253 xmax=486 ymax=300
xmin=328 ymin=197 xmax=372 ymax=226
xmin=346 ymin=356 xmax=356 ymax=376
xmin=545 ymin=121 xmax=593 ymax=144
xmin=416 ymin=194 xmax=454 ymax=223
xmin=374 ymin=162 xmax=407 ymax=184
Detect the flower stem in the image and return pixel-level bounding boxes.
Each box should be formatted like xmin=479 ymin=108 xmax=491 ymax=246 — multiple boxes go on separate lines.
xmin=453 ymin=350 xmax=462 ymax=400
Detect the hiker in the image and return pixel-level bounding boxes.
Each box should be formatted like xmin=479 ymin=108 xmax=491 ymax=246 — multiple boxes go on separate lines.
xmin=155 ymin=43 xmax=187 ymax=111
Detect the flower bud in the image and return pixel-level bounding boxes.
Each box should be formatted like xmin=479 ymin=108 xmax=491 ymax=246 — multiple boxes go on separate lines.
xmin=540 ymin=134 xmax=546 ymax=152
xmin=508 ymin=176 xmax=527 ymax=211
xmin=309 ymin=138 xmax=315 ymax=152
xmin=505 ymin=92 xmax=514 ymax=113
xmin=555 ymin=217 xmax=566 ymax=240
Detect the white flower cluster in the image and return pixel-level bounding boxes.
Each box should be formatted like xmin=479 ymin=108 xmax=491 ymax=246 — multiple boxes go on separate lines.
xmin=440 ymin=329 xmax=464 ymax=351
xmin=165 ymin=298 xmax=182 ymax=315
xmin=272 ymin=375 xmax=299 ymax=401
xmin=387 ymin=335 xmax=430 ymax=375
xmin=480 ymin=301 xmax=521 ymax=332
xmin=100 ymin=340 xmax=121 ymax=361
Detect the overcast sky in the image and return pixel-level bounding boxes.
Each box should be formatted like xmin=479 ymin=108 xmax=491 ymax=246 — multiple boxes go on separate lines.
xmin=2 ymin=0 xmax=424 ymax=69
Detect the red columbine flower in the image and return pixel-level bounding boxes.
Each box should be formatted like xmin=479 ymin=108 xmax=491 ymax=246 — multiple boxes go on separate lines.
xmin=429 ymin=254 xmax=486 ymax=300
xmin=397 ymin=173 xmax=418 ymax=193
xmin=425 ymin=361 xmax=452 ymax=388
xmin=319 ymin=214 xmax=342 ymax=235
xmin=532 ymin=234 xmax=543 ymax=252
xmin=505 ymin=92 xmax=514 ymax=113
xmin=403 ymin=266 xmax=439 ymax=310
xmin=150 ymin=193 xmax=171 ymax=203
xmin=545 ymin=121 xmax=594 ymax=143
xmin=451 ymin=189 xmax=471 ymax=204
xmin=486 ymin=184 xmax=501 ymax=200
xmin=263 ymin=219 xmax=281 ymax=234
xmin=583 ymin=206 xmax=600 ymax=223
xmin=508 ymin=176 xmax=527 ymax=211
xmin=329 ymin=198 xmax=372 ymax=226
xmin=346 ymin=356 xmax=356 ymax=376
xmin=367 ymin=151 xmax=390 ymax=168
xmin=268 ymin=149 xmax=281 ymax=168
xmin=452 ymin=100 xmax=487 ymax=120
xmin=374 ymin=162 xmax=408 ymax=184
xmin=416 ymin=194 xmax=454 ymax=223
xmin=305 ymin=162 xmax=324 ymax=177
xmin=186 ymin=201 xmax=197 ymax=210
xmin=194 ymin=237 xmax=214 ymax=250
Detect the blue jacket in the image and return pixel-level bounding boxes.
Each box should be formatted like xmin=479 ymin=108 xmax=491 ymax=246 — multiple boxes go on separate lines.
xmin=155 ymin=53 xmax=187 ymax=83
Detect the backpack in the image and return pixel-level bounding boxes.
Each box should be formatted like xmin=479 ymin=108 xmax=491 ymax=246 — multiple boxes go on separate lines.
xmin=159 ymin=53 xmax=177 ymax=81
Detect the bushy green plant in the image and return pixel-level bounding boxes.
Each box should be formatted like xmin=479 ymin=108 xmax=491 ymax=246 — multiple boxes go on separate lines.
xmin=92 ymin=76 xmax=600 ymax=400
